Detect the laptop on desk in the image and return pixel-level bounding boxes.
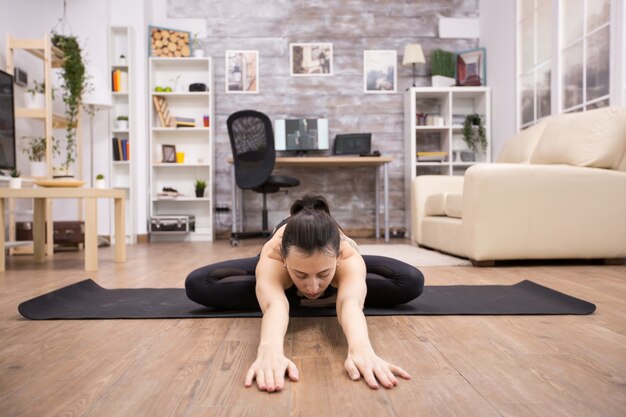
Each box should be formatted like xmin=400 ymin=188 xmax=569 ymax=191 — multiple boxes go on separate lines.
xmin=332 ymin=133 xmax=372 ymax=156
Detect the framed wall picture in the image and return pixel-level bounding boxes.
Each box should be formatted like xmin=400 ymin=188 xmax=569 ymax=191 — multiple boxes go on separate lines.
xmin=149 ymin=26 xmax=191 ymax=57
xmin=225 ymin=50 xmax=259 ymax=94
xmin=290 ymin=43 xmax=333 ymax=76
xmin=456 ymin=48 xmax=486 ymax=86
xmin=363 ymin=50 xmax=397 ymax=93
xmin=161 ymin=144 xmax=176 ymax=163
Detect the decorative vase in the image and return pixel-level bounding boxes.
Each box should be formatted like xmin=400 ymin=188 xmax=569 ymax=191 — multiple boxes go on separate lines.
xmin=195 ymin=189 xmax=205 ymax=198
xmin=25 ymin=92 xmax=45 ymax=108
xmin=431 ymin=75 xmax=456 ymax=87
xmin=116 ymin=120 xmax=128 ymax=131
xmin=95 ymin=179 xmax=106 ymax=189
xmin=30 ymin=161 xmax=46 ymax=178
xmin=9 ymin=177 xmax=22 ymax=189
xmin=52 ymin=166 xmax=73 ymax=179
xmin=193 ymin=49 xmax=204 ymax=58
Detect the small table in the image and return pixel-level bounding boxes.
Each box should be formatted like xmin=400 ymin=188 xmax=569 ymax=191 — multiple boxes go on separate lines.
xmin=0 ymin=187 xmax=126 ymax=272
xmin=229 ymin=156 xmax=394 ymax=241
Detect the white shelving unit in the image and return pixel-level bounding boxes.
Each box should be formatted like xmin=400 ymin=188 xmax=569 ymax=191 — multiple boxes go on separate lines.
xmin=108 ymin=25 xmax=135 ymax=243
xmin=148 ymin=57 xmax=214 ymax=241
xmin=404 ymin=87 xmax=491 ymax=223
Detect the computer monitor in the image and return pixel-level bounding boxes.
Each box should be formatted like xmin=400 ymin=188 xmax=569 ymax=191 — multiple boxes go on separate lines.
xmin=274 ymin=118 xmax=329 ymax=153
xmin=333 ymin=133 xmax=372 ymax=155
xmin=0 ymin=69 xmax=17 ymax=171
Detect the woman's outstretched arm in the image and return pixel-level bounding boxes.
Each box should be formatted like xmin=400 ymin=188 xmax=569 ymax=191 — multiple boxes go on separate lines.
xmin=335 ymin=254 xmax=411 ymax=389
xmin=244 ymin=245 xmax=298 ymax=392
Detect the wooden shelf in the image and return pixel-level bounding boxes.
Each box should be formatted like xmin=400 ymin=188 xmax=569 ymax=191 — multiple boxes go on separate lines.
xmin=15 ymin=108 xmax=68 ymax=128
xmin=9 ymin=38 xmax=64 ymax=67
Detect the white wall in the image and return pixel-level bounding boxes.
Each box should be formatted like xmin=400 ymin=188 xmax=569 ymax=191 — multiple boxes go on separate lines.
xmin=479 ymin=0 xmax=517 ymax=160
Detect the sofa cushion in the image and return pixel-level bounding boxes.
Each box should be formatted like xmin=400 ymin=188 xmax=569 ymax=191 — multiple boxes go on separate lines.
xmin=445 ymin=194 xmax=463 ymax=218
xmin=424 ymin=193 xmax=447 ymax=216
xmin=530 ymin=106 xmax=626 ymax=169
xmin=497 ymin=118 xmax=549 ymax=163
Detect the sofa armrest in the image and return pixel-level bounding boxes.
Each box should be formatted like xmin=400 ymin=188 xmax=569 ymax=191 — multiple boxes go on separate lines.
xmin=410 ymin=175 xmax=464 ymax=244
xmin=462 ymin=163 xmax=626 ymax=260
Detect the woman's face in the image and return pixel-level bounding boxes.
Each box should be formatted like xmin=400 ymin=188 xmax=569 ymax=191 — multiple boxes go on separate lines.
xmin=284 ymin=247 xmax=338 ymax=299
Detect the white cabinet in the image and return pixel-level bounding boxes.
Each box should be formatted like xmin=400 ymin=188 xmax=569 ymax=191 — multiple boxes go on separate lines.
xmin=404 ymin=87 xmax=491 ymax=222
xmin=108 ymin=25 xmax=135 ymax=243
xmin=148 ymin=57 xmax=214 ymax=241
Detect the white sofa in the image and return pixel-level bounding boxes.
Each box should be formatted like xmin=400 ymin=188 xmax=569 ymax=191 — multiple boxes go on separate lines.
xmin=410 ymin=106 xmax=626 ymax=265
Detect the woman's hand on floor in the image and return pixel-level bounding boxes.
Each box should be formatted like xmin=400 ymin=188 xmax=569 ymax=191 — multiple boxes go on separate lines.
xmin=244 ymin=349 xmax=299 ymax=392
xmin=344 ymin=347 xmax=411 ymax=389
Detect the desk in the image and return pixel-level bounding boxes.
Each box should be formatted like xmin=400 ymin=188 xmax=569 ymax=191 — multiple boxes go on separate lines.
xmin=230 ymin=156 xmax=393 ymax=241
xmin=0 ymin=188 xmax=126 ymax=272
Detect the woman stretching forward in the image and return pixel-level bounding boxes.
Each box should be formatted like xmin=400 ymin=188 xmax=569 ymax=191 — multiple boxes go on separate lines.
xmin=185 ymin=194 xmax=424 ymax=391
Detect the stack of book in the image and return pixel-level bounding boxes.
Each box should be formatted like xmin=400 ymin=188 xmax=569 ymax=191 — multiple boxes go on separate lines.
xmin=174 ymin=117 xmax=195 ymax=128
xmin=111 ymin=69 xmax=128 ymax=92
xmin=112 ymin=137 xmax=130 ymax=161
xmin=416 ymin=151 xmax=448 ymax=162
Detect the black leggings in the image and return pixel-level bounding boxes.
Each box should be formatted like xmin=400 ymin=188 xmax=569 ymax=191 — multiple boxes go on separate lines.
xmin=185 ymin=255 xmax=424 ymax=310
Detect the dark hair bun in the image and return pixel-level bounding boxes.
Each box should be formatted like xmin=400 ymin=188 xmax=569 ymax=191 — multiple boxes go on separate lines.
xmin=290 ymin=194 xmax=331 ymax=216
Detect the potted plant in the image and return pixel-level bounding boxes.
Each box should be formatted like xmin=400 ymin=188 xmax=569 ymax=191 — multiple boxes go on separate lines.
xmin=20 ymin=135 xmax=59 ymax=177
xmin=192 ymin=32 xmax=204 ymax=57
xmin=25 ymin=80 xmax=47 ymax=108
xmin=430 ymin=49 xmax=456 ymax=87
xmin=462 ymin=113 xmax=488 ymax=154
xmin=9 ymin=168 xmax=21 ymax=189
xmin=52 ymin=32 xmax=89 ymax=177
xmin=95 ymin=173 xmax=106 ymax=189
xmin=194 ymin=179 xmax=207 ymax=198
xmin=116 ymin=115 xmax=129 ymax=130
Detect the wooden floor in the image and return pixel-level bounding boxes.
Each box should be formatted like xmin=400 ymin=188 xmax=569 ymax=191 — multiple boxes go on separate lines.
xmin=1 ymin=239 xmax=625 ymax=417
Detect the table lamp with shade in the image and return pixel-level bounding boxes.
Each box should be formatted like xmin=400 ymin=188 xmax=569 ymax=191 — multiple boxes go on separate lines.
xmin=402 ymin=44 xmax=425 ymax=88
xmin=83 ymin=66 xmax=112 ymax=188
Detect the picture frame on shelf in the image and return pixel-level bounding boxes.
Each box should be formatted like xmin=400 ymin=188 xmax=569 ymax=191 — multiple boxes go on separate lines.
xmin=363 ymin=50 xmax=397 ymax=93
xmin=456 ymin=48 xmax=486 ymax=86
xmin=290 ymin=43 xmax=332 ymax=76
xmin=225 ymin=50 xmax=259 ymax=94
xmin=161 ymin=144 xmax=176 ymax=163
xmin=149 ymin=26 xmax=191 ymax=57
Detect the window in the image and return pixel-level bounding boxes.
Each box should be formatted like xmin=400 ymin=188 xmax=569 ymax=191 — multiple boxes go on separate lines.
xmin=518 ymin=0 xmax=552 ymax=128
xmin=560 ymin=0 xmax=611 ymax=113
xmin=517 ymin=0 xmax=613 ymax=127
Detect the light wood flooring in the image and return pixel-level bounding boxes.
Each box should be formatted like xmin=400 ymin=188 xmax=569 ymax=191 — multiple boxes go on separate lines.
xmin=1 ymin=239 xmax=625 ymax=417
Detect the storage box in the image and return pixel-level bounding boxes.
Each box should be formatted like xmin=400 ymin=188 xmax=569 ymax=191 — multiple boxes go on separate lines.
xmin=16 ymin=221 xmax=85 ymax=246
xmin=149 ymin=215 xmax=196 ymax=234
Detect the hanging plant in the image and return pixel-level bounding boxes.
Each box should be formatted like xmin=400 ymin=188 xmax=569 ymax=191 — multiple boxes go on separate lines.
xmin=51 ymin=32 xmax=88 ymax=170
xmin=462 ymin=113 xmax=487 ymax=153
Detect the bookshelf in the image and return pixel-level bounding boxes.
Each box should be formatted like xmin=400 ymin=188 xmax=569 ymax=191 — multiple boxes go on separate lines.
xmin=5 ymin=33 xmax=76 ymax=256
xmin=404 ymin=86 xmax=491 ymax=226
xmin=148 ymin=57 xmax=214 ymax=241
xmin=108 ymin=25 xmax=135 ymax=243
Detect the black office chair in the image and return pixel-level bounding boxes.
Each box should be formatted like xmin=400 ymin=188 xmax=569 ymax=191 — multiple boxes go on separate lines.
xmin=227 ymin=110 xmax=300 ymax=245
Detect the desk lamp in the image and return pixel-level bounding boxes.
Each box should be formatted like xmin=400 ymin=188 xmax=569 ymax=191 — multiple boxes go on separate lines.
xmin=402 ymin=44 xmax=425 ymax=88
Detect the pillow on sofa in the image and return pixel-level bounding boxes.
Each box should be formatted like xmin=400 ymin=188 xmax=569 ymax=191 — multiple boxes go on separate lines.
xmin=424 ymin=193 xmax=447 ymax=216
xmin=497 ymin=118 xmax=549 ymax=163
xmin=530 ymin=106 xmax=626 ymax=169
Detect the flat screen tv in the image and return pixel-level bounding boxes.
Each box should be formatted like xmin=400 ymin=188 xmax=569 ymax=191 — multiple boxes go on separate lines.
xmin=274 ymin=118 xmax=329 ymax=153
xmin=0 ymin=69 xmax=17 ymax=171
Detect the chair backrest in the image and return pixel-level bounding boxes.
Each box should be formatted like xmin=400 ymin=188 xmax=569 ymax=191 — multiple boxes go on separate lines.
xmin=227 ymin=110 xmax=276 ymax=189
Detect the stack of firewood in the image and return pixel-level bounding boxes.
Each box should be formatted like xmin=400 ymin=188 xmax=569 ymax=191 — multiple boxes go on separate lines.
xmin=150 ymin=28 xmax=190 ymax=57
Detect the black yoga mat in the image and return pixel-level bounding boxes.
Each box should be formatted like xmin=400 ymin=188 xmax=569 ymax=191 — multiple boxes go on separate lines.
xmin=18 ymin=279 xmax=596 ymax=320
